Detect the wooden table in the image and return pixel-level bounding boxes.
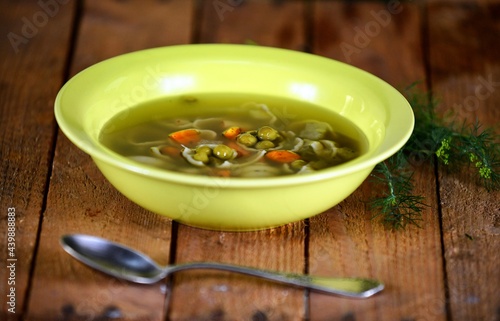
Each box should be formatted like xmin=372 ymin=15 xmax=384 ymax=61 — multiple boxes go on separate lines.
xmin=1 ymin=1 xmax=499 ymax=320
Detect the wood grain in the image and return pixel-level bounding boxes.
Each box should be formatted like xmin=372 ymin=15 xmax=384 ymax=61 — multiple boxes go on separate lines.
xmin=167 ymin=224 xmax=306 ymax=320
xmin=166 ymin=1 xmax=308 ymax=320
xmin=0 ymin=1 xmax=75 ymax=320
xmin=70 ymin=0 xmax=193 ymax=72
xmin=24 ymin=1 xmax=194 ymax=320
xmin=2 ymin=1 xmax=498 ymax=320
xmin=308 ymin=1 xmax=447 ymax=320
xmin=428 ymin=2 xmax=500 ymax=320
xmin=198 ymin=0 xmax=306 ymax=51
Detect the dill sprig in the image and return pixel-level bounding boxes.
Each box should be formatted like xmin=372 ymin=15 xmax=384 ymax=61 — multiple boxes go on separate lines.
xmin=438 ymin=122 xmax=500 ymax=191
xmin=370 ymin=84 xmax=500 ymax=229
xmin=370 ymin=151 xmax=427 ymax=229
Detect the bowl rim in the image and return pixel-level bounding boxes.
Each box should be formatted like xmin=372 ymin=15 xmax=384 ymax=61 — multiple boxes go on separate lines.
xmin=55 ymin=44 xmax=414 ymax=188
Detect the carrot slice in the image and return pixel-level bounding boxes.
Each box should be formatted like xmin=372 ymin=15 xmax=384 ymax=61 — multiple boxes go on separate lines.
xmin=265 ymin=150 xmax=301 ymax=163
xmin=169 ymin=128 xmax=201 ymax=145
xmin=207 ymin=168 xmax=232 ymax=177
xmin=215 ymin=169 xmax=231 ymax=177
xmin=222 ymin=126 xmax=242 ymax=140
xmin=159 ymin=146 xmax=181 ymax=157
xmin=226 ymin=141 xmax=250 ymax=157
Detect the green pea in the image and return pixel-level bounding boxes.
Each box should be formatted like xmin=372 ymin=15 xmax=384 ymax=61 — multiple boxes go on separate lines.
xmin=246 ymin=130 xmax=258 ymax=136
xmin=237 ymin=133 xmax=257 ymax=147
xmin=193 ymin=152 xmax=209 ymax=163
xmin=255 ymin=140 xmax=275 ymax=149
xmin=290 ymin=159 xmax=307 ymax=171
xmin=208 ymin=156 xmax=224 ymax=167
xmin=213 ymin=144 xmax=234 ymax=160
xmin=196 ymin=145 xmax=212 ymax=155
xmin=257 ymin=126 xmax=279 ymax=141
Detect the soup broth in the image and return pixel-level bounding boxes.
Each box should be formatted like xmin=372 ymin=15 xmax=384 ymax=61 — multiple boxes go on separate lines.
xmin=100 ymin=94 xmax=368 ymax=178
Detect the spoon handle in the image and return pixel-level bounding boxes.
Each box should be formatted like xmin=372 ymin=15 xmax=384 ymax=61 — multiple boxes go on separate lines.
xmin=169 ymin=262 xmax=383 ymax=298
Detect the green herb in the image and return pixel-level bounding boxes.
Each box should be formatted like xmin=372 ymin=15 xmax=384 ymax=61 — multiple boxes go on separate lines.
xmin=370 ymin=150 xmax=427 ymax=229
xmin=370 ymin=83 xmax=500 ymax=229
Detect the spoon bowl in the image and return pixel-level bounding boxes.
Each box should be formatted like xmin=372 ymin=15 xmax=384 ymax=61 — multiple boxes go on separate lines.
xmin=60 ymin=234 xmax=384 ymax=298
xmin=61 ymin=234 xmax=166 ymax=283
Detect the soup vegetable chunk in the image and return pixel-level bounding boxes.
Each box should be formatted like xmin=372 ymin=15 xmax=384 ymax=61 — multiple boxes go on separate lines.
xmin=101 ymin=97 xmax=363 ymax=178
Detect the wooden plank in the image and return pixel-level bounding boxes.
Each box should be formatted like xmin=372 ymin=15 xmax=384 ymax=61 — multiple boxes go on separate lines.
xmin=427 ymin=0 xmax=500 ymax=4
xmin=427 ymin=2 xmax=500 ymax=320
xmin=309 ymin=1 xmax=448 ymax=320
xmin=24 ymin=1 xmax=194 ymax=320
xmin=69 ymin=0 xmax=193 ymax=72
xmin=166 ymin=1 xmax=308 ymax=320
xmin=313 ymin=0 xmax=425 ymax=86
xmin=167 ymin=225 xmax=307 ymax=320
xmin=197 ymin=0 xmax=306 ymax=51
xmin=0 ymin=1 xmax=75 ymax=320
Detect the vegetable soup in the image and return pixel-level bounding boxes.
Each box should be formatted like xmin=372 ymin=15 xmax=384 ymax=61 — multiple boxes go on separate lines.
xmin=100 ymin=94 xmax=368 ymax=178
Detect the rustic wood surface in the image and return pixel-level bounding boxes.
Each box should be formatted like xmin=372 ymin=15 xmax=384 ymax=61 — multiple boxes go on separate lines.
xmin=0 ymin=1 xmax=498 ymax=321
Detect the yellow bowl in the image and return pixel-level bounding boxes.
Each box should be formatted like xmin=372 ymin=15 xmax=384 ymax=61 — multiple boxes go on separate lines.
xmin=55 ymin=44 xmax=413 ymax=231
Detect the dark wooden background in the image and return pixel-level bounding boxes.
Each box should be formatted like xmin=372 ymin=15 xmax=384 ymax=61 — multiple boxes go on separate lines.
xmin=1 ymin=0 xmax=499 ymax=320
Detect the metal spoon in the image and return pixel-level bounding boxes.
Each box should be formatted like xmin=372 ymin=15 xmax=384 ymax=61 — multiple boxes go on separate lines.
xmin=60 ymin=234 xmax=384 ymax=298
